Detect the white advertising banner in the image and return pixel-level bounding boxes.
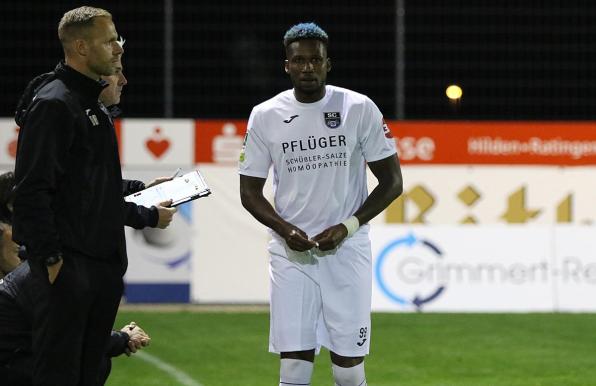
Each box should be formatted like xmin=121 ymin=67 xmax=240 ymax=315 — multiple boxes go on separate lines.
xmin=374 ymin=165 xmax=596 ymax=226
xmin=122 ymin=170 xmax=194 ymax=302
xmin=553 ymin=226 xmax=596 ymax=311
xmin=191 ymin=164 xmax=271 ymax=303
xmin=186 ymin=165 xmax=596 ymax=307
xmin=121 ymin=119 xmax=195 ymax=166
xmin=370 ymin=225 xmax=596 ymax=312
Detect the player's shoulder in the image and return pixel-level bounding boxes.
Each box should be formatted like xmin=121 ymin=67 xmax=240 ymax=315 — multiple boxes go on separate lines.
xmin=327 ymin=85 xmax=375 ymax=107
xmin=251 ymin=89 xmax=294 ymax=115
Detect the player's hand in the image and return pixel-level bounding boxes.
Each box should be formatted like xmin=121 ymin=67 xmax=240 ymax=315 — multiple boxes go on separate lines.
xmin=146 ymin=176 xmax=173 ymax=188
xmin=121 ymin=321 xmax=151 ymax=356
xmin=155 ymin=199 xmax=177 ymax=229
xmin=311 ymin=224 xmax=348 ymax=251
xmin=47 ymin=258 xmax=63 ymax=284
xmin=282 ymin=226 xmax=317 ymax=252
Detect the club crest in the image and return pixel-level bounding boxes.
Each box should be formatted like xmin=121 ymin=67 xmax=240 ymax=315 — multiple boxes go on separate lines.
xmin=324 ymin=112 xmax=341 ymax=129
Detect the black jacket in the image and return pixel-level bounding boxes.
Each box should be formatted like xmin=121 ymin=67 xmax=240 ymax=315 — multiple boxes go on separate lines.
xmin=13 ymin=62 xmax=136 ymax=268
xmin=0 ymin=262 xmax=131 ymax=364
xmin=122 ymin=180 xmax=158 ymax=229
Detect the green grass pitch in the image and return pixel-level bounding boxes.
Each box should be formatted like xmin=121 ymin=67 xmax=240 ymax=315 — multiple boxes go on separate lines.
xmin=107 ymin=311 xmax=596 ymax=386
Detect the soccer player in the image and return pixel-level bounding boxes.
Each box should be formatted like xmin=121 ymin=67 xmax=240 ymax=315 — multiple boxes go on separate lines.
xmin=239 ymin=22 xmax=403 ymax=386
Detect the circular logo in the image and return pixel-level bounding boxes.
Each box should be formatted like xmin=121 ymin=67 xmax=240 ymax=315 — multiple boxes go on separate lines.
xmin=375 ymin=233 xmax=446 ymax=309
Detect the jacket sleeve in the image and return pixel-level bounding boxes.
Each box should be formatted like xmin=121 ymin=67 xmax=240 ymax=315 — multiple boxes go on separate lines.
xmin=124 ymin=202 xmax=159 ymax=229
xmin=122 ymin=179 xmax=145 ymax=196
xmin=13 ymin=99 xmax=74 ymax=260
xmin=106 ymin=330 xmax=129 ymax=357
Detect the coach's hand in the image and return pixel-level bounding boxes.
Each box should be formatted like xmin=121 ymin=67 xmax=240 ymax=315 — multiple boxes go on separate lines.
xmin=155 ymin=199 xmax=177 ymax=229
xmin=283 ymin=226 xmax=317 ymax=252
xmin=312 ymin=224 xmax=348 ymax=251
xmin=47 ymin=258 xmax=63 ymax=284
xmin=146 ymin=176 xmax=173 ymax=188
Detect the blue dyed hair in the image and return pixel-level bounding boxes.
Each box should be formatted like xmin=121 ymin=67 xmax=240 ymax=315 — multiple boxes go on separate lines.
xmin=283 ymin=22 xmax=329 ymax=48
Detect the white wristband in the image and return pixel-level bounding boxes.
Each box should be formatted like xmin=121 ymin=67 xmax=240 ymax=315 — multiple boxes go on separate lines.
xmin=341 ymin=216 xmax=360 ymax=238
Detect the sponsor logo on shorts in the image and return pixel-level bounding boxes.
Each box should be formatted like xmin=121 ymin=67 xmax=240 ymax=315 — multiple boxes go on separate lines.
xmin=357 ymin=326 xmax=368 ymax=346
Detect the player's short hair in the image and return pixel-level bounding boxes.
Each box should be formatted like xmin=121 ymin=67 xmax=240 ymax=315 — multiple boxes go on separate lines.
xmin=58 ymin=6 xmax=112 ymax=45
xmin=283 ymin=22 xmax=329 ymax=49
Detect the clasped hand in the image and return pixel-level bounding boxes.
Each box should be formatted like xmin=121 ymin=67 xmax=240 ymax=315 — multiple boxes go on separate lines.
xmin=283 ymin=223 xmax=348 ymax=252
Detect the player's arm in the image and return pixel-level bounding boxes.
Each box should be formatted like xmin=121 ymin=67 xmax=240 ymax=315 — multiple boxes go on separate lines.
xmin=354 ymin=153 xmax=403 ymax=224
xmin=240 ymin=175 xmax=316 ymax=251
xmin=313 ymin=153 xmax=403 ymax=250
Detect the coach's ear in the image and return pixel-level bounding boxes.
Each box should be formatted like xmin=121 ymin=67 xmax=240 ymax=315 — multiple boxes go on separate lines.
xmin=326 ymin=58 xmax=332 ymax=72
xmin=284 ymin=59 xmax=289 ymax=74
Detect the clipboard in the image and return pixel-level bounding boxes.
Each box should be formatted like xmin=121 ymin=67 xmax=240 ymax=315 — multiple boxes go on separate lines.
xmin=124 ymin=170 xmax=211 ymax=208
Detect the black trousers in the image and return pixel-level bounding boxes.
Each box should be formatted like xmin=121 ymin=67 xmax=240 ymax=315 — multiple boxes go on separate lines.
xmin=29 ymin=254 xmax=123 ymax=386
xmin=0 ymin=351 xmax=33 ymax=386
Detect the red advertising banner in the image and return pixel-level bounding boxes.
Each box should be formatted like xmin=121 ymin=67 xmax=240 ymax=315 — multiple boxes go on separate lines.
xmin=194 ymin=119 xmax=248 ymax=164
xmin=391 ymin=121 xmax=596 ymax=165
xmin=5 ymin=119 xmax=596 ymax=166
xmin=191 ymin=120 xmax=596 ymax=165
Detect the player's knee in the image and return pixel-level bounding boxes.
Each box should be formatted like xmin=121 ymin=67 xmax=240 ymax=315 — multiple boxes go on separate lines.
xmin=279 ymin=358 xmax=314 ymax=386
xmin=331 ymin=358 xmax=366 ymax=386
xmin=281 ymin=349 xmax=315 ymax=362
xmin=330 ymin=352 xmax=364 ymax=367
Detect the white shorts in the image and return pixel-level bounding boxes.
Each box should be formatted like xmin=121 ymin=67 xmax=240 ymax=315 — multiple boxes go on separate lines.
xmin=268 ymin=228 xmax=372 ymax=357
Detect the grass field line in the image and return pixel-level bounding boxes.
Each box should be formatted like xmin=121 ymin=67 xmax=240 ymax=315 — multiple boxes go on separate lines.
xmin=136 ymin=351 xmax=204 ymax=386
xmin=120 ymin=303 xmax=269 ymax=313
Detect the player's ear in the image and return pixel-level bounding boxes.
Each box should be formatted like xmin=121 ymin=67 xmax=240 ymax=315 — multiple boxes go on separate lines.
xmin=74 ymin=39 xmax=88 ymax=57
xmin=284 ymin=59 xmax=289 ymax=74
xmin=326 ymin=58 xmax=331 ymax=73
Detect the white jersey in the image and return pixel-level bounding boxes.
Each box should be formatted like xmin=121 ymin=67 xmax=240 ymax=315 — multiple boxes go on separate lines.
xmin=239 ymin=85 xmax=396 ymax=236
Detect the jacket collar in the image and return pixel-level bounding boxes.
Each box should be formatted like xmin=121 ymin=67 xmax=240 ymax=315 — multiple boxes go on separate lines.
xmin=107 ymin=105 xmax=122 ymax=118
xmin=54 ymin=61 xmax=108 ymax=101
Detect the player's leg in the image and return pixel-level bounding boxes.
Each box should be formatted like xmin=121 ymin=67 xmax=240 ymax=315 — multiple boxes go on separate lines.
xmin=329 ymin=352 xmax=367 ymax=386
xmin=318 ymin=233 xmax=372 ymax=386
xmin=279 ymin=350 xmax=315 ymax=386
xmin=268 ymin=241 xmax=320 ymax=386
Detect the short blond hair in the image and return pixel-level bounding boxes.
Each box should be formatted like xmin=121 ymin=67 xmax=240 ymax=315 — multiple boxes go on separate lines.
xmin=58 ymin=6 xmax=112 ymax=45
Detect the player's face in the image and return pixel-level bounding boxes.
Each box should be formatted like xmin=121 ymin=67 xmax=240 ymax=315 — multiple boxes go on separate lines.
xmin=85 ymin=17 xmax=123 ymax=77
xmin=285 ymin=39 xmax=331 ymax=102
xmin=100 ymin=59 xmax=127 ymax=106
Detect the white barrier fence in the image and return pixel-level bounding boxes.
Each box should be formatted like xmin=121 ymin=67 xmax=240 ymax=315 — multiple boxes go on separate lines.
xmin=371 ymin=225 xmax=596 ymax=312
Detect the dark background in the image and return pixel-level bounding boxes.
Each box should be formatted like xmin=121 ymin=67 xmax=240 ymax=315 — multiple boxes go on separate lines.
xmin=2 ymin=1 xmax=595 ymax=120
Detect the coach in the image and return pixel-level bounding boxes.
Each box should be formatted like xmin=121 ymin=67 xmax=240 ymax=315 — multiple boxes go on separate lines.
xmin=13 ymin=6 xmax=130 ymax=385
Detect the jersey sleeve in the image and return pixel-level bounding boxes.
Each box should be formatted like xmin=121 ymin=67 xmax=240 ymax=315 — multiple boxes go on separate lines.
xmin=238 ymin=108 xmax=272 ymax=178
xmin=358 ymin=98 xmax=397 ymax=162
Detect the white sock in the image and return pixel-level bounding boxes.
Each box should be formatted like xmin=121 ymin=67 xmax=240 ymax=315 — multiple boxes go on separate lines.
xmin=279 ymin=358 xmax=314 ymax=385
xmin=332 ymin=362 xmax=367 ymax=386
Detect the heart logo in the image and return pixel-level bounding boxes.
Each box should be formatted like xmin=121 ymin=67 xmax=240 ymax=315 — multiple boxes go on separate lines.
xmin=145 ymin=127 xmax=170 ymax=159
xmin=8 ymin=127 xmax=19 ymax=158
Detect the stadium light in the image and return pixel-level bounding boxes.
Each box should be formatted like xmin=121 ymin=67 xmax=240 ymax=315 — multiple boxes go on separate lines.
xmin=446 ymin=84 xmax=463 ymax=100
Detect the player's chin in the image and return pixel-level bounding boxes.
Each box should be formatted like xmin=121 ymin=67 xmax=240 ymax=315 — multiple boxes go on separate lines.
xmin=296 ymin=82 xmax=322 ymax=93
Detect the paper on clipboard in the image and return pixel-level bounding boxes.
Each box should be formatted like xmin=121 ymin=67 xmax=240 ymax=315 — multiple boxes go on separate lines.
xmin=124 ymin=170 xmax=211 ymax=208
